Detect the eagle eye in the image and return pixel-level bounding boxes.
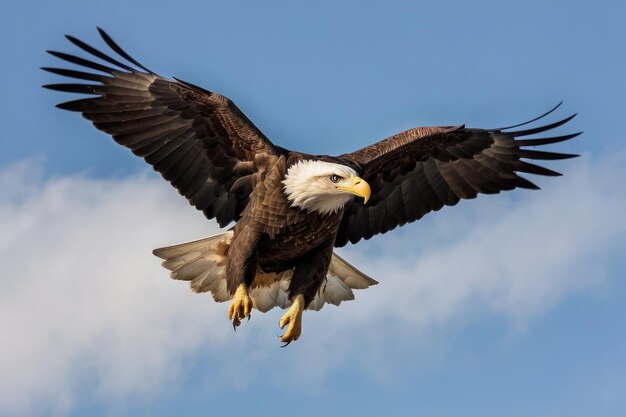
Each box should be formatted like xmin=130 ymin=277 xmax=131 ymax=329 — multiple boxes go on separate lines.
xmin=330 ymin=174 xmax=341 ymax=183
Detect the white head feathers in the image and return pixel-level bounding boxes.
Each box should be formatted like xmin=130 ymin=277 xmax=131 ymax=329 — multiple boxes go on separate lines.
xmin=283 ymin=160 xmax=358 ymax=215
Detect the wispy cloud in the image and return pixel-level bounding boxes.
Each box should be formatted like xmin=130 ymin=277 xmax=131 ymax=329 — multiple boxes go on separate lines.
xmin=1 ymin=155 xmax=624 ymax=415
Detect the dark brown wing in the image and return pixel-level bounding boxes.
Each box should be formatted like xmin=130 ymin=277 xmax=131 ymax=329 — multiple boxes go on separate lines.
xmin=335 ymin=106 xmax=581 ymax=247
xmin=43 ymin=28 xmax=280 ymax=227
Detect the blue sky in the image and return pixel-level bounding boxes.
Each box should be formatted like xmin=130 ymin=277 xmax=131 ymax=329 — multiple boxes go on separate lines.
xmin=1 ymin=1 xmax=625 ymax=416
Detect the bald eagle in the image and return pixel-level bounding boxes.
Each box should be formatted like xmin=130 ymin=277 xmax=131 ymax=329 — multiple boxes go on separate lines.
xmin=43 ymin=29 xmax=580 ymax=345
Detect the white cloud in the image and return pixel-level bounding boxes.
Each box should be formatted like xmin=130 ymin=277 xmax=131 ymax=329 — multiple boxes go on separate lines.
xmin=0 ymin=155 xmax=624 ymax=415
xmin=0 ymin=163 xmax=235 ymax=415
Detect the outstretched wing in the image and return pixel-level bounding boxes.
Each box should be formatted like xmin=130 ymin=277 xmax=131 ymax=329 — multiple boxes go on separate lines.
xmin=43 ymin=28 xmax=280 ymax=227
xmin=335 ymin=105 xmax=581 ymax=247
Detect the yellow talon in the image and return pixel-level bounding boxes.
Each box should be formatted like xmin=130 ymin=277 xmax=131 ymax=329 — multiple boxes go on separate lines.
xmin=278 ymin=294 xmax=304 ymax=345
xmin=228 ymin=283 xmax=252 ymax=328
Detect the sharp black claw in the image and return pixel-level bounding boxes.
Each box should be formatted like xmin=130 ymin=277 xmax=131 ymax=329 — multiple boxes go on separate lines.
xmin=280 ymin=341 xmax=291 ymax=348
xmin=247 ymin=315 xmax=251 ymax=321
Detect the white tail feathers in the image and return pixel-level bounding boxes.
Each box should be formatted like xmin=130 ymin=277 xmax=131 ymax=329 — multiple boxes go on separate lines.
xmin=153 ymin=231 xmax=377 ymax=312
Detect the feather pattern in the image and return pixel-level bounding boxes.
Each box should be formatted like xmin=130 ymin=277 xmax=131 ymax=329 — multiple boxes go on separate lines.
xmin=43 ymin=29 xmax=280 ymax=227
xmin=335 ymin=108 xmax=581 ymax=246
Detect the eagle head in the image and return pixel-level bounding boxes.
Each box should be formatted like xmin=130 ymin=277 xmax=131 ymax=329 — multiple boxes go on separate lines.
xmin=283 ymin=160 xmax=371 ymax=215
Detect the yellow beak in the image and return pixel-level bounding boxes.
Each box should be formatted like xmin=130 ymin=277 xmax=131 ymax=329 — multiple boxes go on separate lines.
xmin=338 ymin=176 xmax=371 ymax=204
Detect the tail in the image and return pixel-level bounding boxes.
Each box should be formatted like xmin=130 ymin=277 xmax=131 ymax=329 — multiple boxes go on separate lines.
xmin=152 ymin=232 xmax=233 ymax=302
xmin=153 ymin=232 xmax=378 ymax=312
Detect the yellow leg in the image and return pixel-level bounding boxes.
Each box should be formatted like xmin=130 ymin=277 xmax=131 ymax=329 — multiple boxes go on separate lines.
xmin=227 ymin=283 xmax=252 ymax=328
xmin=278 ymin=294 xmax=304 ymax=346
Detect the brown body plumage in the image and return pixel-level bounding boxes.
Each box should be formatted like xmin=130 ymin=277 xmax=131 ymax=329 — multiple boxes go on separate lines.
xmin=44 ymin=29 xmax=580 ymax=344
